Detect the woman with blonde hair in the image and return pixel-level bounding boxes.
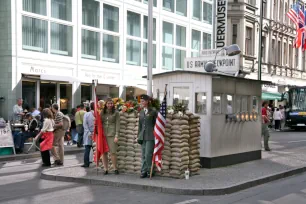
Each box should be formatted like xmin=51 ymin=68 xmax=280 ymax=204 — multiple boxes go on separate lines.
xmin=101 ymin=98 xmax=120 ymax=175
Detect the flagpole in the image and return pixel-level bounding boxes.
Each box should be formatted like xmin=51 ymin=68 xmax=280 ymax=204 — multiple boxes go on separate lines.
xmin=150 ymin=84 xmax=167 ymax=179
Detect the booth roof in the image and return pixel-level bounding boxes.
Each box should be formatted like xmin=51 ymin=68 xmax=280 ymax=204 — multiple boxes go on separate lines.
xmin=143 ymin=70 xmax=271 ymax=84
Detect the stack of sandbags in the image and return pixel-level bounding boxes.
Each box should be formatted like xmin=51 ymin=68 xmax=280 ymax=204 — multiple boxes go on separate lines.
xmin=117 ymin=112 xmax=128 ymax=172
xmin=124 ymin=112 xmax=138 ymax=173
xmin=188 ymin=113 xmax=201 ymax=175
xmin=169 ymin=113 xmax=190 ymax=179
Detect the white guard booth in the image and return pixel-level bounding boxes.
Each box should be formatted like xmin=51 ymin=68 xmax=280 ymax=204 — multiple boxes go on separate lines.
xmin=152 ymin=70 xmax=264 ymax=168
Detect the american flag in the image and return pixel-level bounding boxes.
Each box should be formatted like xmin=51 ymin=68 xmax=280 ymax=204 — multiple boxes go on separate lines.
xmin=153 ymin=93 xmax=167 ymax=171
xmin=287 ymin=3 xmax=299 ymax=28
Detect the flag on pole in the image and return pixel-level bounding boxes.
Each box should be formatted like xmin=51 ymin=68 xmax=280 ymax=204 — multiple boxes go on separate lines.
xmin=287 ymin=3 xmax=299 ymax=28
xmin=152 ymin=90 xmax=167 ymax=171
xmin=93 ymin=86 xmax=109 ymax=165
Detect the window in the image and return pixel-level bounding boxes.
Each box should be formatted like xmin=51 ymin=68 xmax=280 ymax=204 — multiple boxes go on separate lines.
xmin=193 ymin=0 xmax=201 ymax=20
xmin=176 ymin=0 xmax=187 ymax=16
xmin=51 ymin=22 xmax=73 ymax=56
xmin=143 ymin=43 xmax=156 ymax=68
xmin=144 ymin=0 xmax=157 ymax=7
xmin=295 ymin=48 xmax=299 ymax=68
xmin=273 ymin=0 xmax=277 ymax=20
xmin=103 ymin=4 xmax=119 ymax=32
xmin=289 ymin=44 xmax=293 ymax=67
xmin=173 ymin=87 xmax=190 ymax=107
xmin=245 ymin=27 xmax=253 ymax=55
xmin=163 ymin=22 xmax=174 ymax=44
xmin=195 ymin=93 xmax=207 ymax=114
xmin=203 ymin=2 xmax=212 ymax=24
xmin=127 ymin=11 xmax=141 ymax=37
xmin=252 ymin=96 xmax=258 ymax=113
xmin=103 ymin=34 xmax=119 ymax=63
xmin=263 ymin=0 xmax=267 ymax=18
xmin=241 ymin=96 xmax=248 ymax=112
xmin=262 ymin=36 xmax=266 ymax=63
xmin=23 ymin=0 xmax=47 ymax=15
xmin=277 ymin=41 xmax=281 ymax=65
xmin=176 ymin=25 xmax=186 ymax=47
xmin=163 ymin=0 xmax=174 ymax=12
xmin=247 ymin=0 xmax=255 ymax=5
xmin=126 ymin=39 xmax=141 ymax=66
xmin=82 ymin=0 xmax=100 ymax=28
xmin=272 ymin=39 xmax=276 ymax=64
xmin=162 ymin=46 xmax=174 ymax=70
xmin=22 ymin=16 xmax=48 ymax=53
xmin=213 ymin=94 xmax=222 ymax=114
xmin=279 ymin=1 xmax=283 ymax=22
xmin=175 ymin=50 xmax=186 ymax=69
xmin=203 ymin=33 xmax=211 ymax=49
xmin=235 ymin=96 xmax=241 ymax=113
xmin=191 ymin=29 xmax=201 ymax=56
xmin=143 ymin=16 xmax=156 ymax=41
xmin=232 ymin=24 xmax=237 ymax=44
xmin=283 ymin=42 xmax=287 ymax=65
xmin=224 ymin=94 xmax=233 ymax=114
xmin=51 ymin=0 xmax=72 ymax=21
xmin=82 ymin=29 xmax=100 ymax=60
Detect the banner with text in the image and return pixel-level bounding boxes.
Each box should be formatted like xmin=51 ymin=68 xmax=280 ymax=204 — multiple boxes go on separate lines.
xmin=216 ymin=0 xmax=228 ymax=48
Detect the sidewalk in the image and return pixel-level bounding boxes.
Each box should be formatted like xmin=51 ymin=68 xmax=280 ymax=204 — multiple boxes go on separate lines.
xmin=0 ymin=144 xmax=84 ymax=163
xmin=41 ymin=138 xmax=306 ymax=196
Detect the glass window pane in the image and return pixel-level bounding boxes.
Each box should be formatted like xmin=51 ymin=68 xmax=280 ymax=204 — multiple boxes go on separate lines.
xmin=82 ymin=0 xmax=100 ymax=28
xmin=163 ymin=0 xmax=174 ymax=12
xmin=22 ymin=16 xmax=48 ymax=53
xmin=175 ymin=49 xmax=186 ymax=69
xmin=60 ymin=84 xmax=72 ymax=114
xmin=195 ymin=92 xmax=207 ymax=114
xmin=103 ymin=4 xmax=119 ymax=32
xmin=236 ymin=96 xmax=241 ymax=113
xmin=82 ymin=29 xmax=100 ymax=60
xmin=203 ymin=2 xmax=212 ymax=24
xmin=241 ymin=96 xmax=248 ymax=112
xmin=225 ymin=94 xmax=233 ymax=114
xmin=163 ymin=21 xmax=174 ymax=44
xmin=193 ymin=0 xmax=201 ymax=20
xmin=192 ymin=29 xmax=201 ymax=50
xmin=127 ymin=11 xmax=141 ymax=37
xmin=51 ymin=23 xmax=73 ymax=56
xmin=81 ymin=84 xmax=92 ymax=102
xmin=51 ymin=0 xmax=72 ymax=21
xmin=23 ymin=0 xmax=47 ymax=15
xmin=143 ymin=43 xmax=156 ymax=68
xmin=203 ymin=33 xmax=211 ymax=49
xmin=176 ymin=0 xmax=187 ymax=16
xmin=162 ymin=46 xmax=174 ymax=70
xmin=252 ymin=96 xmax=258 ymax=113
xmin=22 ymin=81 xmax=36 ymax=111
xmin=103 ymin=34 xmax=119 ymax=63
xmin=192 ymin=52 xmax=200 ymax=57
xmin=126 ymin=39 xmax=141 ymax=66
xmin=176 ymin=25 xmax=186 ymax=47
xmin=213 ymin=94 xmax=222 ymax=114
xmin=144 ymin=0 xmax=157 ymax=7
xmin=143 ymin=16 xmax=156 ymax=41
xmin=173 ymin=87 xmax=189 ymax=107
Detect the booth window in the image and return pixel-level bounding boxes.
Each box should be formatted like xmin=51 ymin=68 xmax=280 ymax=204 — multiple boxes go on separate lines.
xmin=213 ymin=93 xmax=222 ymax=114
xmin=195 ymin=92 xmax=207 ymax=114
xmin=224 ymin=94 xmax=233 ymax=114
xmin=236 ymin=95 xmax=249 ymax=112
xmin=173 ymin=87 xmax=189 ymax=107
xmin=252 ymin=96 xmax=258 ymax=113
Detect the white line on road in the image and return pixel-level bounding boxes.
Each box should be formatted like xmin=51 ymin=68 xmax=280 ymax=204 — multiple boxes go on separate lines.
xmin=173 ymin=199 xmax=199 ymax=204
xmin=288 ymin=140 xmax=306 ymax=143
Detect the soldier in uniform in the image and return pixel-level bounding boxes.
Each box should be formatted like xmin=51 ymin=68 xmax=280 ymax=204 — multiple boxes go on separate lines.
xmin=137 ymin=94 xmax=157 ymax=178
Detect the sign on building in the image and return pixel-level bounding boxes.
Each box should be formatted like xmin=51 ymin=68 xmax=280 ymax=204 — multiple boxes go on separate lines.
xmin=216 ymin=0 xmax=228 ymax=48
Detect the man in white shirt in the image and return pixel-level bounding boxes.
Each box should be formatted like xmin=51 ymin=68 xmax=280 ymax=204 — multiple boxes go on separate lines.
xmin=13 ymin=98 xmax=24 ymax=121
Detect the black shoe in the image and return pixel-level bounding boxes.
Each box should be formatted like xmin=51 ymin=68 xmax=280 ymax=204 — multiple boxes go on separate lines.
xmin=42 ymin=163 xmax=51 ymax=167
xmin=81 ymin=164 xmax=89 ymax=168
xmin=53 ymin=160 xmax=63 ymax=166
xmin=140 ymin=172 xmax=148 ymax=178
xmin=114 ymin=170 xmax=119 ymax=175
xmin=104 ymin=170 xmax=108 ymax=175
xmin=265 ymin=148 xmax=271 ymax=151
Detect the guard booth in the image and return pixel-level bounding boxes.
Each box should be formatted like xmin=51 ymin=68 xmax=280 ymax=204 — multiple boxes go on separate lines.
xmin=152 ymin=70 xmax=265 ymax=168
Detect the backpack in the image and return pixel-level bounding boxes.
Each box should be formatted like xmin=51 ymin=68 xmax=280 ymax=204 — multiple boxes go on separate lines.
xmin=63 ymin=115 xmax=71 ymax=131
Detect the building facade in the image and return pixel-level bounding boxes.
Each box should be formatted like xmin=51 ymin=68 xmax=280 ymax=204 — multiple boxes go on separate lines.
xmin=0 ymin=0 xmax=213 ymax=119
xmin=227 ymin=0 xmax=306 ymax=95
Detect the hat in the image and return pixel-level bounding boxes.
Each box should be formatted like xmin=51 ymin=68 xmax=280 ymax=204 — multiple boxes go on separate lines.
xmin=140 ymin=94 xmax=150 ymax=101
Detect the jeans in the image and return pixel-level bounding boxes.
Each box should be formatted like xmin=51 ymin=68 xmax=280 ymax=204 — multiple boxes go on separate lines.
xmin=76 ymin=125 xmax=84 ymax=145
xmin=13 ymin=131 xmax=22 ymax=149
xmin=84 ymin=145 xmax=92 ymax=167
xmin=262 ymin=123 xmax=270 ymax=149
xmin=71 ymin=128 xmax=78 ymax=142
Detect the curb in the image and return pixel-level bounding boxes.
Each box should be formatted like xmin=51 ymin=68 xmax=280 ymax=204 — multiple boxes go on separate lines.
xmin=0 ymin=148 xmax=84 ymax=163
xmin=40 ymin=165 xmax=306 ymax=195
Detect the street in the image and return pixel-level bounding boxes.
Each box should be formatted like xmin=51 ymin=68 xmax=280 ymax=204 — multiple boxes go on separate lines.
xmin=1 ymin=131 xmax=306 ymax=204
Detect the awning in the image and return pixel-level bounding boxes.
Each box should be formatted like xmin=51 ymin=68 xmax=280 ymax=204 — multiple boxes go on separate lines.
xmin=40 ymin=74 xmax=80 ymax=83
xmin=262 ymin=92 xmax=282 ymax=100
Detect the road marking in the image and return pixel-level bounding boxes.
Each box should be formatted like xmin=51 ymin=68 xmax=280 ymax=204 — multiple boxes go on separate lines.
xmin=174 ymin=199 xmax=199 ymax=204
xmin=288 ymin=140 xmax=306 ymax=143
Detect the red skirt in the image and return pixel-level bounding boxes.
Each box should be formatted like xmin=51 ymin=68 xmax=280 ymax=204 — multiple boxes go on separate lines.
xmin=40 ymin=132 xmax=54 ymax=151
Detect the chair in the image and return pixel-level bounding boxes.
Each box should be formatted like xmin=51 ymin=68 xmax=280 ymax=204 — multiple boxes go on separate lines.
xmin=25 ymin=137 xmax=40 ymax=154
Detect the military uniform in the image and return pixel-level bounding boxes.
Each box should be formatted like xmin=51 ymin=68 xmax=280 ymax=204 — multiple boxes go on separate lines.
xmin=138 ymin=107 xmax=157 ymax=176
xmin=101 ymin=110 xmax=120 ymax=154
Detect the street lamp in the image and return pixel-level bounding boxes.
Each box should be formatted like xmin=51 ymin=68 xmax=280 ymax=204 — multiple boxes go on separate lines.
xmin=204 ymin=44 xmax=241 ymax=73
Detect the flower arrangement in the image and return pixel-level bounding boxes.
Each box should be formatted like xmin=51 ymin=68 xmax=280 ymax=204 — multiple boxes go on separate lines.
xmin=120 ymin=100 xmax=140 ymax=113
xmin=168 ymin=103 xmax=188 ymax=114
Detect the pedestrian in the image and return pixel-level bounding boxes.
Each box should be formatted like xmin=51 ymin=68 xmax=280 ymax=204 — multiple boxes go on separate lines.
xmin=273 ymin=108 xmax=282 ymax=131
xmin=101 ymin=98 xmax=120 ymax=175
xmin=13 ymin=98 xmax=24 ymax=121
xmin=262 ymin=102 xmax=271 ymax=151
xmin=137 ymin=94 xmax=157 ymax=178
xmin=51 ymin=103 xmax=65 ymax=166
xmin=81 ymin=102 xmax=95 ymax=168
xmin=35 ymin=108 xmax=54 ymax=167
xmin=68 ymin=108 xmax=77 ymax=145
xmin=75 ymin=104 xmax=86 ymax=147
xmin=280 ymin=105 xmax=285 ymax=130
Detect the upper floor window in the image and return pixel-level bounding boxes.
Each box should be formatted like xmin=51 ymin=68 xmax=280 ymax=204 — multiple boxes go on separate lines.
xmin=163 ymin=0 xmax=187 ymax=17
xmin=193 ymin=0 xmax=212 ymax=24
xmin=203 ymin=2 xmax=212 ymax=24
xmin=51 ymin=0 xmax=72 ymax=22
xmin=127 ymin=11 xmax=141 ymax=37
xmin=82 ymin=0 xmax=100 ymax=28
xmin=245 ymin=27 xmax=253 ymax=56
xmin=103 ymin=4 xmax=119 ymax=32
xmin=23 ymin=0 xmax=47 ymax=16
xmin=144 ymin=0 xmax=157 ymax=7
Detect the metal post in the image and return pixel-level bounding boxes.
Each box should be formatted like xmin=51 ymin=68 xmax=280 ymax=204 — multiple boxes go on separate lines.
xmin=258 ymin=0 xmax=264 ymax=81
xmin=212 ymin=0 xmax=216 ymax=49
xmin=147 ymin=0 xmax=153 ymax=97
